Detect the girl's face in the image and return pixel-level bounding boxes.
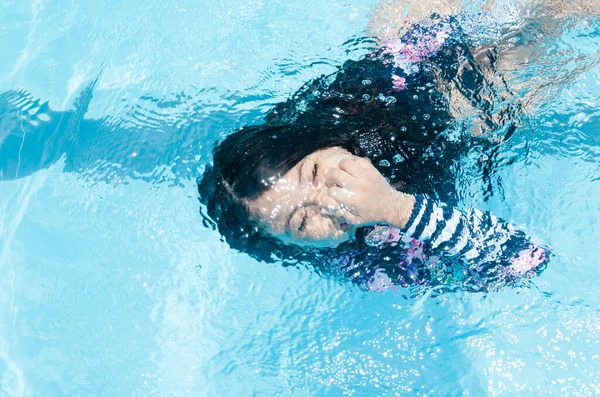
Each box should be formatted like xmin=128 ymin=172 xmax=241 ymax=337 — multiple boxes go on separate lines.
xmin=247 ymin=146 xmax=356 ymax=246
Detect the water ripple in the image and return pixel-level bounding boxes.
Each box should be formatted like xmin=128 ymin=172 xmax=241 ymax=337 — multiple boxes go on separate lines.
xmin=1 ymin=1 xmax=600 ymax=396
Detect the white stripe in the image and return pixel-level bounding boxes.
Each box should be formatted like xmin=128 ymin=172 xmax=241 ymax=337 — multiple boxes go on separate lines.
xmin=432 ymin=209 xmax=461 ymax=249
xmin=471 ymin=209 xmax=483 ymax=231
xmin=405 ymin=197 xmax=428 ymax=237
xmin=464 ymin=248 xmax=480 ymax=260
xmin=419 ymin=203 xmax=443 ymax=241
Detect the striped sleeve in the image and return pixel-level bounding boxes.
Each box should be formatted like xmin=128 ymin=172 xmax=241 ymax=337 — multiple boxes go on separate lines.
xmin=402 ymin=195 xmax=468 ymax=253
xmin=401 ymin=195 xmax=548 ymax=272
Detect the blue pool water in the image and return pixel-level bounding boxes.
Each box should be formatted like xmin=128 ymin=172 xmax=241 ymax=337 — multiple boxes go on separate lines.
xmin=1 ymin=0 xmax=600 ymax=395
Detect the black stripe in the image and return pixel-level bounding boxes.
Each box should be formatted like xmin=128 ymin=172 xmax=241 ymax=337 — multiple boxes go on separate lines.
xmin=402 ymin=195 xmax=426 ymax=235
xmin=453 ymin=229 xmax=474 ymax=259
xmin=434 ymin=214 xmax=467 ymax=254
xmin=411 ymin=198 xmax=433 ymax=241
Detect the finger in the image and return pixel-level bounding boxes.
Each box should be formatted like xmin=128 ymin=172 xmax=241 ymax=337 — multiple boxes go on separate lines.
xmin=325 ymin=168 xmax=357 ymax=189
xmin=320 ymin=205 xmax=343 ymax=217
xmin=320 ymin=201 xmax=361 ymax=222
xmin=333 ymin=209 xmax=363 ymax=226
xmin=319 ymin=194 xmax=359 ymax=220
xmin=328 ymin=186 xmax=358 ymax=209
xmin=317 ymin=195 xmax=341 ymax=213
xmin=338 ymin=157 xmax=364 ymax=177
xmin=355 ymin=156 xmax=374 ymax=170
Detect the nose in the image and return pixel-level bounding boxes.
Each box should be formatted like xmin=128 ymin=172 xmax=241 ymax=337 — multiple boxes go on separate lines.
xmin=311 ymin=182 xmax=329 ymax=202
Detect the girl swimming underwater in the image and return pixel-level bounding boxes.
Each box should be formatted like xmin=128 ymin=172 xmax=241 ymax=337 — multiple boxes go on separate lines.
xmin=197 ymin=1 xmax=595 ymax=292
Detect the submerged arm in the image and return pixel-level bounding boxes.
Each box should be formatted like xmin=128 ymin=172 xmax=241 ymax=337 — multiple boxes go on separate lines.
xmin=492 ymin=0 xmax=600 ymax=113
xmin=393 ymin=194 xmax=548 ymax=275
xmin=367 ymin=0 xmax=600 ymax=40
xmin=366 ymin=0 xmax=460 ymax=39
xmin=515 ymin=0 xmax=600 ymax=18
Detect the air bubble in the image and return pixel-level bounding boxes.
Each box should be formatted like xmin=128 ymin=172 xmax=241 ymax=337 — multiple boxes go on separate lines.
xmin=411 ymin=116 xmax=417 ymax=121
xmin=393 ymin=154 xmax=403 ymax=164
xmin=272 ymin=135 xmax=277 ymax=139
xmin=362 ymin=79 xmax=372 ymax=86
xmin=413 ymin=95 xmax=419 ymax=100
xmin=379 ymin=159 xmax=391 ymax=167
xmin=323 ymin=43 xmax=332 ymax=51
xmin=423 ymin=113 xmax=430 ymax=120
xmin=362 ymin=94 xmax=371 ymax=101
xmin=400 ymin=126 xmax=407 ymax=132
xmin=384 ymin=96 xmax=397 ymax=106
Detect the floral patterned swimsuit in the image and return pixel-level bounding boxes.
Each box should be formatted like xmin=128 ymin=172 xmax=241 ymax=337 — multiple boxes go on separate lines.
xmin=326 ymin=15 xmax=549 ymax=292
xmin=330 ymin=195 xmax=548 ymax=293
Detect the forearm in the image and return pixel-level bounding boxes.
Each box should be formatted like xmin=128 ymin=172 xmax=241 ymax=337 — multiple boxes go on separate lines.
xmin=390 ymin=194 xmax=548 ymax=275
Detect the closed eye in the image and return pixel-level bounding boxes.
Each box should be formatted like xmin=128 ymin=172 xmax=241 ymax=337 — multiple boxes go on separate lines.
xmin=312 ymin=163 xmax=319 ymax=184
xmin=298 ymin=214 xmax=308 ymax=232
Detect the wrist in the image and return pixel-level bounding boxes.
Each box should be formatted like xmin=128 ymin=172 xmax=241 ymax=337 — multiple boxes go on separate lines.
xmin=384 ymin=190 xmax=416 ymax=229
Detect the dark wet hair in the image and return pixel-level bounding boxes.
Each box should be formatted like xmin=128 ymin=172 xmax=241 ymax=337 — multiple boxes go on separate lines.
xmin=196 ymin=20 xmax=522 ymax=264
xmin=197 ymin=50 xmax=466 ymax=264
xmin=197 ymin=122 xmax=364 ymax=266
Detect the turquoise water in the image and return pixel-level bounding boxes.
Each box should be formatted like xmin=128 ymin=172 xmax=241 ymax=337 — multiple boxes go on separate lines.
xmin=1 ymin=0 xmax=600 ymax=396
